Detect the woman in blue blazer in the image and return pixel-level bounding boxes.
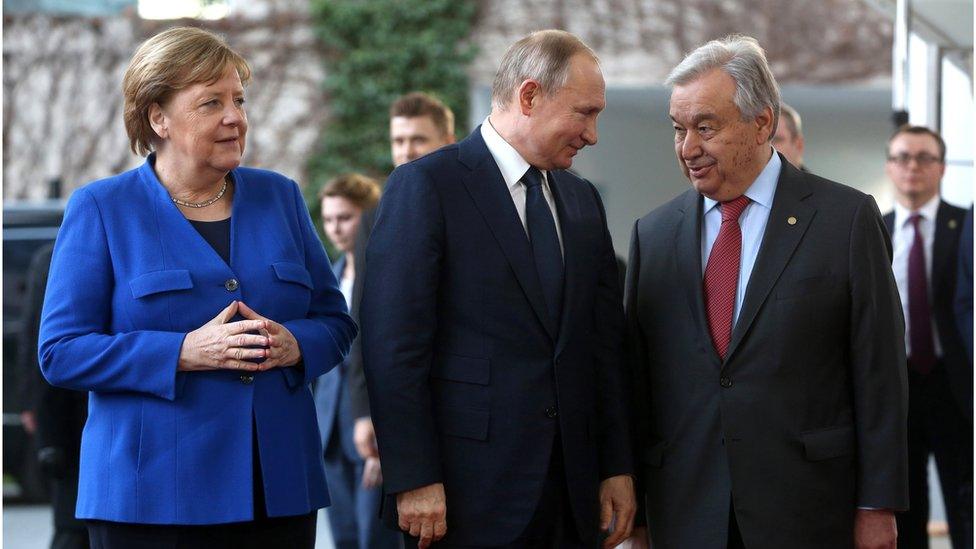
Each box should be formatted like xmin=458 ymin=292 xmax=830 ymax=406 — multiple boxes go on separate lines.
xmin=38 ymin=27 xmax=356 ymax=548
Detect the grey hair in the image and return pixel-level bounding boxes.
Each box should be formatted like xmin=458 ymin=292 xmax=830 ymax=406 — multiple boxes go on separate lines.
xmin=665 ymin=35 xmax=781 ymax=141
xmin=490 ymin=29 xmax=599 ymax=110
xmin=779 ymin=102 xmax=802 ymax=138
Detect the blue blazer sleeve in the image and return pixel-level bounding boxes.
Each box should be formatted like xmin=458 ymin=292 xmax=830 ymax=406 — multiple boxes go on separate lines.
xmin=39 ymin=188 xmax=186 ymax=400
xmin=280 ymin=180 xmax=358 ymax=387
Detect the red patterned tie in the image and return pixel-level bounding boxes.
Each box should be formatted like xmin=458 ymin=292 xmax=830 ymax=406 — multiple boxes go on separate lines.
xmin=704 ymin=195 xmax=751 ymax=360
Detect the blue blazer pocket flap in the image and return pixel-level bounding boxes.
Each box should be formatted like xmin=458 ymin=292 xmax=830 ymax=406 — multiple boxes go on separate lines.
xmin=435 ymin=405 xmax=489 ymax=441
xmin=272 ymin=262 xmax=313 ymax=289
xmin=801 ymin=424 xmax=855 ymax=461
xmin=129 ymin=270 xmax=193 ymax=299
xmin=431 ymin=353 xmax=490 ymax=385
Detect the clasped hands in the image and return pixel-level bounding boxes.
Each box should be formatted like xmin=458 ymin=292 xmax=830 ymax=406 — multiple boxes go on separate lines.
xmin=397 ymin=474 xmax=635 ymax=548
xmin=178 ymin=300 xmax=300 ymax=372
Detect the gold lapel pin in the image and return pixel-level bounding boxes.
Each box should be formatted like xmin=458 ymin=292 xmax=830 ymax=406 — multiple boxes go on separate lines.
xmin=949 ymin=219 xmax=958 ymax=229
xmin=787 ymin=216 xmax=798 ymax=225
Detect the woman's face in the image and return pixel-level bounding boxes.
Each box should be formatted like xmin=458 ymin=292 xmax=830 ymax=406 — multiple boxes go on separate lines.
xmin=151 ymin=64 xmax=248 ymax=176
xmin=321 ymin=196 xmax=363 ymax=254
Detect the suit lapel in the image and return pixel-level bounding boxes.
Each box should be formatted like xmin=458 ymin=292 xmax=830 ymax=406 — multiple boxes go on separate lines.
xmin=674 ymin=190 xmax=719 ymax=364
xmin=549 ymin=171 xmax=581 ymax=355
xmin=457 ymin=130 xmax=557 ymax=340
xmin=932 ymin=201 xmax=960 ymax=297
xmin=725 ymin=161 xmax=816 ymax=363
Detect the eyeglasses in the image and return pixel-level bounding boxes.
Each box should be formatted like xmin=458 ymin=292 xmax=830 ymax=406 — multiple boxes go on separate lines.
xmin=886 ymin=153 xmax=943 ymax=167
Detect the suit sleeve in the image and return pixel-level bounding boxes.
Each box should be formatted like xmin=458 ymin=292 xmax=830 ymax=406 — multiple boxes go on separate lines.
xmin=848 ymin=194 xmax=909 ymax=510
xmin=38 ymin=189 xmax=186 ymax=399
xmin=281 ymin=180 xmax=358 ymax=387
xmin=361 ymin=165 xmax=444 ymax=494
xmin=587 ymin=182 xmax=634 ymax=479
xmin=345 ymin=207 xmax=376 ymax=419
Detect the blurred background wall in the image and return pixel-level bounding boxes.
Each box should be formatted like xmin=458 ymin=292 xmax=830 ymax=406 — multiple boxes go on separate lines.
xmin=4 ymin=0 xmax=971 ymax=254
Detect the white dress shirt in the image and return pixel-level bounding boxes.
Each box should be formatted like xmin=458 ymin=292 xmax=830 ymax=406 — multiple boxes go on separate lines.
xmin=891 ymin=194 xmax=943 ymax=357
xmin=480 ymin=117 xmax=564 ymax=254
xmin=701 ymin=150 xmax=780 ymax=325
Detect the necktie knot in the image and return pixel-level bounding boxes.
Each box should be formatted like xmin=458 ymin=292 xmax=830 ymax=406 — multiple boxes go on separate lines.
xmin=720 ymin=195 xmax=750 ymax=223
xmin=908 ymin=213 xmax=923 ymax=229
xmin=522 ymin=167 xmax=544 ymax=189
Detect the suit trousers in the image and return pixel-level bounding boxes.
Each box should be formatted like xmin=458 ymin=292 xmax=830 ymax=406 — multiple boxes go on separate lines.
xmin=897 ymin=367 xmax=973 ymax=549
xmin=403 ymin=433 xmax=588 ymax=548
xmin=323 ymin=422 xmax=402 ymax=549
xmin=51 ymin=473 xmax=89 ymax=549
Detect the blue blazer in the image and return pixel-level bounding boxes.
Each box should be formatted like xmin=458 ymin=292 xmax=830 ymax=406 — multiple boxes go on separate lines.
xmin=314 ymin=255 xmax=360 ymax=462
xmin=38 ymin=156 xmax=357 ymax=525
xmin=361 ymin=128 xmax=633 ymax=545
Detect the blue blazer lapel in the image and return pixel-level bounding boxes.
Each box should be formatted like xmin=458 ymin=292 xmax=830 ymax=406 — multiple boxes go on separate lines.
xmin=457 ymin=129 xmax=557 ymax=340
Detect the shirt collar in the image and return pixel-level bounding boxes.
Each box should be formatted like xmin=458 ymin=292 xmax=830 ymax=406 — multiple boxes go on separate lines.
xmin=480 ymin=116 xmax=548 ymax=190
xmin=894 ymin=193 xmax=941 ymax=229
xmin=702 ymin=149 xmax=781 ymax=215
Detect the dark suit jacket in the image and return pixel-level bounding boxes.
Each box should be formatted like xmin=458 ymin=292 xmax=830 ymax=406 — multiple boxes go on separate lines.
xmin=314 ymin=255 xmax=360 ymax=462
xmin=956 ymin=206 xmax=973 ymax=364
xmin=627 ymin=156 xmax=908 ymax=549
xmin=361 ymin=128 xmax=632 ymax=545
xmin=884 ymin=200 xmax=971 ymax=420
xmin=20 ymin=243 xmax=88 ymax=468
xmin=343 ymin=208 xmax=375 ymax=421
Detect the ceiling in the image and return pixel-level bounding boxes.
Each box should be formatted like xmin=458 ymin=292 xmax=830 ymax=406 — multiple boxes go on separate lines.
xmin=864 ymin=0 xmax=973 ymax=50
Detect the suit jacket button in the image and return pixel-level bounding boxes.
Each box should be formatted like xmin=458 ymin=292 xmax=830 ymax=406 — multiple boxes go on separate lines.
xmin=720 ymin=376 xmax=732 ymax=388
xmin=240 ymin=374 xmax=254 ymax=384
xmin=225 ymin=278 xmax=239 ymax=292
xmin=545 ymin=406 xmax=558 ymax=418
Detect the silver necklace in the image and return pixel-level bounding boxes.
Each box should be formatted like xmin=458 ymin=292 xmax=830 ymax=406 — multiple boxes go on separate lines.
xmin=171 ymin=177 xmax=229 ymax=208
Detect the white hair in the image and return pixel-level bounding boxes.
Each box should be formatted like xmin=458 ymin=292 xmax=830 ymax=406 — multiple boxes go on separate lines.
xmin=665 ymin=35 xmax=781 ymax=140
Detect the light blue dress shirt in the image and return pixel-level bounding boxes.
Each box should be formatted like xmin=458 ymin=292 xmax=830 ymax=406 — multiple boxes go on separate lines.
xmin=701 ymin=151 xmax=781 ymax=325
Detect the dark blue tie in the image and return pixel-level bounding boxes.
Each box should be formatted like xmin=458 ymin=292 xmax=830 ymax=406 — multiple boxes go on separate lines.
xmin=522 ymin=167 xmax=564 ymax=331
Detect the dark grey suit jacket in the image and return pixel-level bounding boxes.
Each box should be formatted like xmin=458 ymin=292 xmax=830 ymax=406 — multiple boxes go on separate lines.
xmin=626 ymin=155 xmax=908 ymax=549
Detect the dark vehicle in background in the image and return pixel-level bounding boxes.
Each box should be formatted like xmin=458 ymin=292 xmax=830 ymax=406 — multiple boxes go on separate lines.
xmin=3 ymin=200 xmax=64 ymax=502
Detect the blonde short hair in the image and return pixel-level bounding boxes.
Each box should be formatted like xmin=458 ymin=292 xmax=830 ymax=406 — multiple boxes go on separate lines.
xmin=122 ymin=27 xmax=251 ymax=156
xmin=319 ymin=173 xmax=382 ymax=211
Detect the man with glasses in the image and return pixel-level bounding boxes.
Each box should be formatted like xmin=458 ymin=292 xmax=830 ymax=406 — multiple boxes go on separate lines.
xmin=883 ymin=124 xmax=973 ymax=549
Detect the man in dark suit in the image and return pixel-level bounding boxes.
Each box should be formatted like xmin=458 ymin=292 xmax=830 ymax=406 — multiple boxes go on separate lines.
xmin=626 ymin=35 xmax=908 ymax=549
xmin=20 ymin=243 xmax=90 ymax=549
xmin=362 ymin=30 xmax=635 ymax=548
xmin=882 ymin=125 xmax=973 ymax=549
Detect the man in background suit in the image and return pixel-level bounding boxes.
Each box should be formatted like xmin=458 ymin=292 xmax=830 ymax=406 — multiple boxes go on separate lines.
xmin=626 ymin=35 xmax=907 ymax=549
xmin=882 ymin=125 xmax=972 ymax=549
xmin=362 ymin=30 xmax=635 ymax=548
xmin=956 ymin=207 xmax=973 ymax=364
xmin=20 ymin=243 xmax=90 ymax=549
xmin=772 ymin=102 xmax=806 ymax=171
